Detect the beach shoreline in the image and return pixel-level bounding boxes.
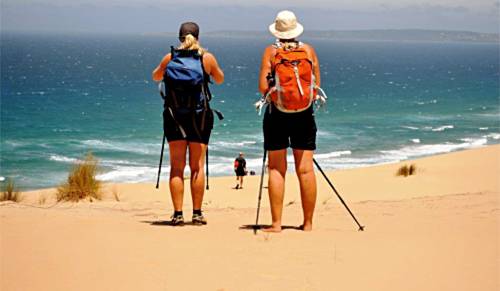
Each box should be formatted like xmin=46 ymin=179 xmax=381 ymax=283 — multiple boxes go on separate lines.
xmin=16 ymin=144 xmax=500 ymax=203
xmin=12 ymin=144 xmax=499 ymax=193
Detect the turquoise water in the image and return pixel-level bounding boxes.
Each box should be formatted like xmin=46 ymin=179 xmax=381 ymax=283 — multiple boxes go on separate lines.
xmin=1 ymin=32 xmax=499 ymax=190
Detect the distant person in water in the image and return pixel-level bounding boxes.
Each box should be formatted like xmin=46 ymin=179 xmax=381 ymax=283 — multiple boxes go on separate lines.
xmin=234 ymin=152 xmax=247 ymax=189
xmin=258 ymin=11 xmax=321 ymax=232
xmin=152 ymin=22 xmax=224 ymax=226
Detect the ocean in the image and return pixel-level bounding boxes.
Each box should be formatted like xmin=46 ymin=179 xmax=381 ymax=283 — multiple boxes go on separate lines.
xmin=1 ymin=32 xmax=499 ymax=190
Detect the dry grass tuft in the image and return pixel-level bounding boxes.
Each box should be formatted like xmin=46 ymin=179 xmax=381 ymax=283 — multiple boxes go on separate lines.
xmin=396 ymin=164 xmax=417 ymax=177
xmin=0 ymin=178 xmax=23 ymax=202
xmin=408 ymin=164 xmax=417 ymax=175
xmin=397 ymin=165 xmax=409 ymax=176
xmin=38 ymin=195 xmax=47 ymax=205
xmin=112 ymin=185 xmax=120 ymax=202
xmin=57 ymin=152 xmax=102 ymax=202
xmin=38 ymin=194 xmax=47 ymax=205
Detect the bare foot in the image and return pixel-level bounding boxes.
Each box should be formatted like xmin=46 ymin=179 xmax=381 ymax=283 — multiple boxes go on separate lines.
xmin=300 ymin=223 xmax=313 ymax=232
xmin=262 ymin=225 xmax=282 ymax=233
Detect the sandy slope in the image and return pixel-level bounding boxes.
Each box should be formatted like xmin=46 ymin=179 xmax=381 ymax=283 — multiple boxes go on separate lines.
xmin=1 ymin=145 xmax=499 ymax=291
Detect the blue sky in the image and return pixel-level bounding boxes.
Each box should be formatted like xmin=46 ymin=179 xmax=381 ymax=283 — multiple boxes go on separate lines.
xmin=1 ymin=0 xmax=499 ymax=33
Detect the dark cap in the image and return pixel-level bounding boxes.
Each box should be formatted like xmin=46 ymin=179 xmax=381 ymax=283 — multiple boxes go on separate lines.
xmin=179 ymin=22 xmax=199 ymax=40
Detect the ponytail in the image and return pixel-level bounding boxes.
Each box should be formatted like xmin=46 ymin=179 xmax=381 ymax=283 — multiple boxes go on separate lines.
xmin=178 ymin=34 xmax=206 ymax=55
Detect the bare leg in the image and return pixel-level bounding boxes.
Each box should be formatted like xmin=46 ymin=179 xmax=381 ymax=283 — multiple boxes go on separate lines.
xmin=293 ymin=149 xmax=317 ymax=231
xmin=169 ymin=140 xmax=187 ymax=211
xmin=263 ymin=149 xmax=287 ymax=233
xmin=188 ymin=142 xmax=207 ymax=210
xmin=239 ymin=176 xmax=244 ymax=188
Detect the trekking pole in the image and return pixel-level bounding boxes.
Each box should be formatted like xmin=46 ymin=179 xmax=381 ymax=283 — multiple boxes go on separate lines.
xmin=205 ymin=147 xmax=209 ymax=190
xmin=253 ymin=149 xmax=268 ymax=235
xmin=313 ymin=158 xmax=365 ymax=231
xmin=155 ymin=134 xmax=166 ymax=189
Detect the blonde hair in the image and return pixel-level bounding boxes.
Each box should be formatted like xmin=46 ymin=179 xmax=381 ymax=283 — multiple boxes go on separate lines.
xmin=178 ymin=34 xmax=206 ymax=55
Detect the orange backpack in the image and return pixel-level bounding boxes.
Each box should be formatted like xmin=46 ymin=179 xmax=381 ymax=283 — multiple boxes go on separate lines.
xmin=270 ymin=43 xmax=317 ymax=113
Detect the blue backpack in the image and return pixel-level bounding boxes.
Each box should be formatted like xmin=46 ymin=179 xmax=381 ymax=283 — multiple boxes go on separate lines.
xmin=162 ymin=47 xmax=211 ymax=114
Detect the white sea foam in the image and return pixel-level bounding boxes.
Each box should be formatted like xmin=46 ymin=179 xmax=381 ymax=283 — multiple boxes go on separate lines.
xmin=315 ymin=151 xmax=352 ymax=159
xmin=459 ymin=138 xmax=475 ymax=142
xmin=52 ymin=128 xmax=80 ymax=133
xmin=97 ymin=166 xmax=157 ymax=182
xmin=431 ymin=125 xmax=454 ymax=132
xmin=380 ymin=138 xmax=487 ymax=160
xmin=0 ymin=177 xmax=5 ymax=182
xmin=411 ymin=139 xmax=420 ymax=143
xmin=479 ymin=127 xmax=489 ymax=131
xmin=313 ymin=155 xmax=398 ymax=170
xmin=211 ymin=140 xmax=257 ymax=148
xmin=317 ymin=130 xmax=333 ymax=137
xmin=49 ymin=154 xmax=79 ymax=163
xmin=416 ymin=99 xmax=437 ymax=105
xmin=485 ymin=133 xmax=500 ymax=140
xmin=476 ymin=113 xmax=500 ymax=118
xmin=402 ymin=126 xmax=419 ymax=130
xmin=80 ymin=139 xmax=158 ymax=155
xmin=4 ymin=140 xmax=31 ymax=149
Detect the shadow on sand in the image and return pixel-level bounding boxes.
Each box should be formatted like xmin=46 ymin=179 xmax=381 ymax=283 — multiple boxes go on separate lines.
xmin=239 ymin=224 xmax=303 ymax=231
xmin=141 ymin=220 xmax=204 ymax=227
xmin=140 ymin=221 xmax=302 ymax=230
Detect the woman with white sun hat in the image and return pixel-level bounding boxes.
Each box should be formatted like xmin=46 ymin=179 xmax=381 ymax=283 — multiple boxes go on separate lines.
xmin=258 ymin=10 xmax=322 ymax=232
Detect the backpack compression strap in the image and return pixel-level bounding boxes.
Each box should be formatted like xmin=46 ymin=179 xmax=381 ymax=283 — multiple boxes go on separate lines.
xmin=254 ymin=42 xmax=328 ymax=115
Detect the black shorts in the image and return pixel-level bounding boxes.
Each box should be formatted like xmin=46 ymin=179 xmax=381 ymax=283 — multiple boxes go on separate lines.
xmin=163 ymin=108 xmax=214 ymax=144
xmin=235 ymin=168 xmax=246 ymax=176
xmin=263 ymin=104 xmax=317 ymax=151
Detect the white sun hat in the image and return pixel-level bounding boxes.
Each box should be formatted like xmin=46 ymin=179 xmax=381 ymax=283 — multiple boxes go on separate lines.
xmin=269 ymin=10 xmax=304 ymax=40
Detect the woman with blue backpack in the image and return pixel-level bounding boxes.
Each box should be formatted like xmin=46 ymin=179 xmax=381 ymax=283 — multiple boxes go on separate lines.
xmin=152 ymin=22 xmax=224 ymax=226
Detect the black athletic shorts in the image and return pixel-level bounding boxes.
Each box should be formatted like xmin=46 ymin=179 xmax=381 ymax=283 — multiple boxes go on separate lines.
xmin=235 ymin=168 xmax=246 ymax=176
xmin=163 ymin=108 xmax=214 ymax=144
xmin=263 ymin=104 xmax=317 ymax=151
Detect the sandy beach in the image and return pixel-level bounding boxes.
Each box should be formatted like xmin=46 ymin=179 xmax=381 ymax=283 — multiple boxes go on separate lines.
xmin=1 ymin=145 xmax=499 ymax=291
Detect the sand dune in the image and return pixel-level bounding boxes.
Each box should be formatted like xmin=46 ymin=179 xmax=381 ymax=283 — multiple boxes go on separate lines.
xmin=1 ymin=145 xmax=499 ymax=291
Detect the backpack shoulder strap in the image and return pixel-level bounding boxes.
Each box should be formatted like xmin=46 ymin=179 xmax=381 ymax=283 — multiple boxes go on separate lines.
xmin=170 ymin=46 xmax=176 ymax=58
xmin=199 ymin=52 xmax=212 ymax=101
xmin=199 ymin=52 xmax=208 ymax=78
xmin=300 ymin=42 xmax=314 ymax=62
xmin=270 ymin=43 xmax=281 ymax=70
